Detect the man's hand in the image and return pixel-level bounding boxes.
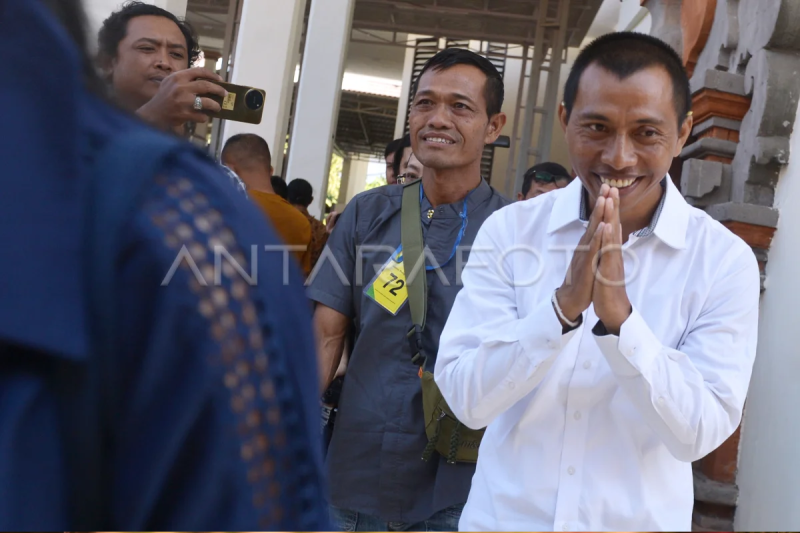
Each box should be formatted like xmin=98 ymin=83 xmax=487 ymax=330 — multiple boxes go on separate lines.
xmin=136 ymin=67 xmax=228 ymax=131
xmin=554 ymin=184 xmax=609 ymax=326
xmin=592 ymin=187 xmax=632 ymax=335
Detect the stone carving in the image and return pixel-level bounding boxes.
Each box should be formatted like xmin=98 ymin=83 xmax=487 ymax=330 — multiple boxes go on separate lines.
xmin=658 ymin=1 xmax=800 ymax=530
xmin=642 ymin=0 xmax=684 ymax=57
xmin=681 ymin=0 xmax=717 ymax=76
xmin=692 ymin=0 xmax=740 ymax=75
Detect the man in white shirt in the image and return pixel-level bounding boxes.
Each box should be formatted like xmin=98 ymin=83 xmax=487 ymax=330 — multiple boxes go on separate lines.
xmin=435 ymin=32 xmax=760 ymax=531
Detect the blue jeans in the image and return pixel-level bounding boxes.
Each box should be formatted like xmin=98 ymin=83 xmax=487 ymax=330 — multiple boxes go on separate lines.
xmin=330 ymin=504 xmax=464 ymax=531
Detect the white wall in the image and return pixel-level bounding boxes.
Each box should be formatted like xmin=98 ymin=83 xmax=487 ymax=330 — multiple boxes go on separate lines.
xmin=734 ymin=97 xmax=800 ymax=531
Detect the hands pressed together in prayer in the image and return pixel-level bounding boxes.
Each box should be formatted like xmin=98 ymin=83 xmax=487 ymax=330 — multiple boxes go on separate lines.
xmin=555 ymin=184 xmax=632 ymax=335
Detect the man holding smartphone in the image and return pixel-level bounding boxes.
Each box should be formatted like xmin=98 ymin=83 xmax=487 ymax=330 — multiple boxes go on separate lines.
xmin=97 ymin=1 xmax=227 ymax=135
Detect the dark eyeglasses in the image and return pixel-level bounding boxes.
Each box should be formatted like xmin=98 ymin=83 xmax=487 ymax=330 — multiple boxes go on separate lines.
xmin=525 ymin=170 xmax=569 ymax=184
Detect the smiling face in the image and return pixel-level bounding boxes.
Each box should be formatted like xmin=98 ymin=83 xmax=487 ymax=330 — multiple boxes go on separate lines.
xmin=107 ymin=15 xmax=189 ymax=111
xmin=559 ymin=63 xmax=691 ymax=217
xmin=409 ymin=64 xmax=505 ymax=174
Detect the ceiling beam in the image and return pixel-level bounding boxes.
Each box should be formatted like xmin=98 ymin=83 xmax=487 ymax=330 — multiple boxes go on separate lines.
xmin=358 ymin=0 xmax=542 ymax=23
xmin=351 ymin=20 xmax=568 ymax=47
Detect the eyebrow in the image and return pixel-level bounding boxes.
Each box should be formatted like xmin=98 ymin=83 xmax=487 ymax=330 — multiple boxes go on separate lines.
xmin=577 ymin=111 xmax=666 ymax=126
xmin=133 ymin=37 xmax=187 ymax=51
xmin=415 ymin=89 xmax=478 ymax=105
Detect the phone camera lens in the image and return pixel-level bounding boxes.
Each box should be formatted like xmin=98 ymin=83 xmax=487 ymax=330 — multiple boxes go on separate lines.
xmin=244 ymin=89 xmax=264 ymax=111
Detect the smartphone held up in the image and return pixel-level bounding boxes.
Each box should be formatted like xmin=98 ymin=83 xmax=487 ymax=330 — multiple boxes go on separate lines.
xmin=203 ymin=80 xmax=266 ymax=125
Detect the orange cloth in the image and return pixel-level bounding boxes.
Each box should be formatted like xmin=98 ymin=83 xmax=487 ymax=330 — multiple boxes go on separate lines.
xmin=295 ymin=206 xmax=329 ymax=271
xmin=249 ymin=190 xmax=312 ymax=275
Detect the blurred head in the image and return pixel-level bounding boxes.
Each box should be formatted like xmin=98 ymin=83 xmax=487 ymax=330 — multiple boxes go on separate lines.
xmin=392 ymin=134 xmax=412 ymax=181
xmin=397 ymin=149 xmax=424 ymax=184
xmin=97 ymin=1 xmax=200 ymax=111
xmin=409 ymin=48 xmax=506 ymax=175
xmin=559 ymin=32 xmax=692 ymax=218
xmin=271 ymin=176 xmax=288 ymax=199
xmin=288 ymin=179 xmax=314 ymax=208
xmin=518 ymin=162 xmax=573 ymax=201
xmin=384 ymin=138 xmax=403 ymax=184
xmin=222 ymin=134 xmax=272 ymax=191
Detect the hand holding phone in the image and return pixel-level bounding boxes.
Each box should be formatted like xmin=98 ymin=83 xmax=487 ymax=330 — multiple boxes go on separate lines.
xmin=136 ymin=67 xmax=227 ymax=131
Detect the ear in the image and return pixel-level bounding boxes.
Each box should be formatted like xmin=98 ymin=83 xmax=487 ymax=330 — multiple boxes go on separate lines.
xmin=558 ymin=102 xmax=569 ymax=133
xmin=674 ymin=112 xmax=694 ymax=157
xmin=97 ymin=53 xmax=116 ymax=83
xmin=484 ymin=112 xmax=507 ymax=145
xmin=517 ymin=192 xmax=524 ymax=201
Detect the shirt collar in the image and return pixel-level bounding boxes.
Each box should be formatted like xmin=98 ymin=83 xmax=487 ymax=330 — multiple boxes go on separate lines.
xmin=420 ymin=177 xmax=493 ymax=216
xmin=547 ymin=175 xmax=689 ymax=249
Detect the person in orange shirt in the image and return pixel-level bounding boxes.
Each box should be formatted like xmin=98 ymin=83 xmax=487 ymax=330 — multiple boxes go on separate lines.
xmin=222 ymin=133 xmax=312 ymax=275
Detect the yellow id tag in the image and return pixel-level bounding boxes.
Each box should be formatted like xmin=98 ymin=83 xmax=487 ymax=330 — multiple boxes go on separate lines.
xmin=365 ymin=247 xmax=408 ymax=315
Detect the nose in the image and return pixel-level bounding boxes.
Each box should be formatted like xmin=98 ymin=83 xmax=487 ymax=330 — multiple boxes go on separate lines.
xmin=601 ymin=133 xmax=637 ymax=170
xmin=155 ymin=49 xmax=173 ymax=72
xmin=426 ymin=103 xmax=454 ymax=130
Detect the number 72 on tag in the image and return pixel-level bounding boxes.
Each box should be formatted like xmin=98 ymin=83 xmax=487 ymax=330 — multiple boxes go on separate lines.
xmin=365 ymin=247 xmax=409 ymax=315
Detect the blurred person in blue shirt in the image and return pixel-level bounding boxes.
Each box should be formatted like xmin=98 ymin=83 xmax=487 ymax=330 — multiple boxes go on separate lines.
xmin=0 ymin=0 xmax=327 ymax=529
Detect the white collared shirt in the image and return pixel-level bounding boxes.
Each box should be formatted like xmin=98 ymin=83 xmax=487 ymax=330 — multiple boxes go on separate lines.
xmin=435 ymin=177 xmax=760 ymax=531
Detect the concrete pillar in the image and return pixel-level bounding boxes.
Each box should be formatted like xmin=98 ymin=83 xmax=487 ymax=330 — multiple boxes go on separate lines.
xmin=336 ymin=157 xmax=352 ymax=213
xmin=344 ymin=159 xmax=370 ymax=205
xmin=150 ymin=0 xmax=187 ymax=17
xmin=222 ymin=0 xmax=309 ymax=177
xmin=285 ymin=0 xmax=356 ymax=218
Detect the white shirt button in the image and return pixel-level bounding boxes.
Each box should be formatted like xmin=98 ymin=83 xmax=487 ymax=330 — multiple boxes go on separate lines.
xmin=583 ymin=360 xmax=592 ymax=369
xmin=507 ymin=381 xmax=516 ymax=390
xmin=567 ymin=466 xmax=576 ymax=475
xmin=574 ymin=411 xmax=582 ymax=421
xmin=658 ymin=396 xmax=665 ymax=404
xmin=562 ymin=523 xmax=569 ymax=531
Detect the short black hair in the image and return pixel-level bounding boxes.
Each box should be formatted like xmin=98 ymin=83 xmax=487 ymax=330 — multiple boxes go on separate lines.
xmin=563 ymin=32 xmax=691 ymax=127
xmin=392 ymin=134 xmax=412 ymax=178
xmin=288 ymin=179 xmax=314 ymax=207
xmin=97 ymin=1 xmax=201 ymax=69
xmin=271 ymin=176 xmax=288 ymax=200
xmin=522 ymin=162 xmax=572 ymax=196
xmin=385 ymin=138 xmax=404 ymax=159
xmin=415 ymin=48 xmax=504 ymax=117
xmin=222 ymin=133 xmax=272 ymax=173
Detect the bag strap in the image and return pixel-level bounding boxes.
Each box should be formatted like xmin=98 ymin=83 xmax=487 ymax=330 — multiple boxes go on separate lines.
xmin=59 ymin=130 xmax=188 ymax=529
xmin=401 ymin=179 xmax=427 ymax=367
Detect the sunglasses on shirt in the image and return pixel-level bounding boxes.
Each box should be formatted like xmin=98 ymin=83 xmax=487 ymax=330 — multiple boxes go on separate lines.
xmin=525 ymin=170 xmax=570 ymax=184
xmin=396 ymin=173 xmax=420 ymax=185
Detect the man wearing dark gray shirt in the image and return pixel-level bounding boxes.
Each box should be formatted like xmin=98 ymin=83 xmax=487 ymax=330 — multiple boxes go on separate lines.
xmin=307 ymin=49 xmax=510 ymax=531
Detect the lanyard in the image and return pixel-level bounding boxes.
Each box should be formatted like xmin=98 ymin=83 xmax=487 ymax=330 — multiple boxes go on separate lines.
xmin=413 ymin=182 xmax=470 ymax=271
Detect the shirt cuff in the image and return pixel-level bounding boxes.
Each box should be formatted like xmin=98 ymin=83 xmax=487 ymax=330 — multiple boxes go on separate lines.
xmin=592 ymin=306 xmax=662 ymax=379
xmin=516 ymin=296 xmax=581 ymax=362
